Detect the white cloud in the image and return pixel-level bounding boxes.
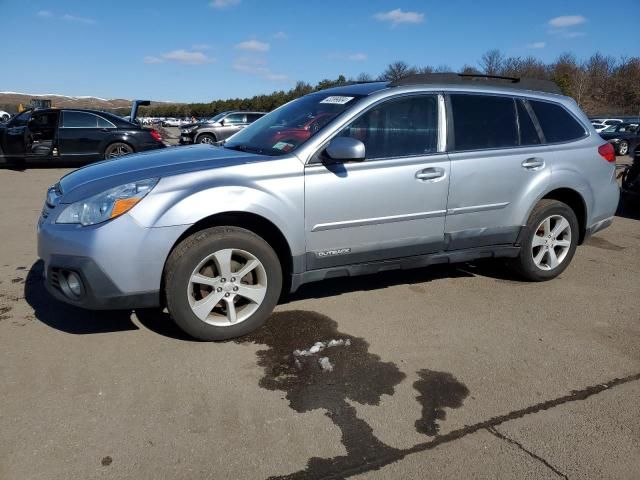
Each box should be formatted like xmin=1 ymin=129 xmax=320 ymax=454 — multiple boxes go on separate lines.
xmin=162 ymin=49 xmax=213 ymax=65
xmin=527 ymin=42 xmax=546 ymax=49
xmin=192 ymin=44 xmax=212 ymax=51
xmin=36 ymin=10 xmax=52 ymax=17
xmin=235 ymin=40 xmax=270 ymax=52
xmin=348 ymin=53 xmax=368 ymax=61
xmin=62 ymin=14 xmax=96 ymax=24
xmin=210 ymin=0 xmax=240 ymax=8
xmin=233 ymin=57 xmax=286 ymax=81
xmin=548 ymin=15 xmax=586 ymax=27
xmin=145 ymin=49 xmax=214 ymax=65
xmin=273 ymin=31 xmax=288 ymax=40
xmin=374 ymin=8 xmax=424 ymax=26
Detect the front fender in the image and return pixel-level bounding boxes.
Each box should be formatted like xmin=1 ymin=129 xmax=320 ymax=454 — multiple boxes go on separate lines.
xmin=129 ymin=164 xmax=305 ymax=257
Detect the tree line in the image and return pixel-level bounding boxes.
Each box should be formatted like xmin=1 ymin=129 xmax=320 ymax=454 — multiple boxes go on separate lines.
xmin=139 ymin=50 xmax=639 ymax=118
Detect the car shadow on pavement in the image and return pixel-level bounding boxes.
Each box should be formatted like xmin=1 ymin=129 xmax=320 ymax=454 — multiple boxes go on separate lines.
xmin=24 ymin=260 xmax=139 ymax=335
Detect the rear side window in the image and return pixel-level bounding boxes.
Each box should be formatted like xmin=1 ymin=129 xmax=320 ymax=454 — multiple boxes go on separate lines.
xmin=450 ymin=94 xmax=518 ymax=150
xmin=517 ymin=100 xmax=541 ymax=146
xmin=97 ymin=116 xmax=116 ymax=128
xmin=246 ymin=113 xmax=263 ymax=122
xmin=529 ymin=100 xmax=586 ymax=143
xmin=62 ymin=111 xmax=98 ymax=128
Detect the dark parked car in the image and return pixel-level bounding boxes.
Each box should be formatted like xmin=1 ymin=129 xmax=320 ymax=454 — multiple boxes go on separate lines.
xmin=0 ymin=107 xmax=164 ymax=166
xmin=599 ymin=122 xmax=640 ymax=156
xmin=179 ymin=111 xmax=265 ymax=145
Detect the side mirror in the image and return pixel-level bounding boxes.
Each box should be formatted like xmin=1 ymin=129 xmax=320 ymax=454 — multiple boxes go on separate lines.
xmin=219 ymin=119 xmax=225 ymax=126
xmin=325 ymin=137 xmax=365 ymax=162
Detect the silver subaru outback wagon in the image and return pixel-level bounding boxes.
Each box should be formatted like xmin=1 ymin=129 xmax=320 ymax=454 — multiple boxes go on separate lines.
xmin=37 ymin=74 xmax=619 ymax=340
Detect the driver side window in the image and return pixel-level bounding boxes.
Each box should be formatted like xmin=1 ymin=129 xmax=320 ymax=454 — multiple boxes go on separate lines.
xmin=224 ymin=113 xmax=246 ymax=125
xmin=337 ymin=95 xmax=438 ymax=160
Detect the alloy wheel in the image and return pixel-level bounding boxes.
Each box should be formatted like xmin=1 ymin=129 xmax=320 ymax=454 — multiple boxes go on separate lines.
xmin=531 ymin=215 xmax=572 ymax=271
xmin=107 ymin=145 xmax=133 ymax=158
xmin=187 ymin=248 xmax=267 ymax=326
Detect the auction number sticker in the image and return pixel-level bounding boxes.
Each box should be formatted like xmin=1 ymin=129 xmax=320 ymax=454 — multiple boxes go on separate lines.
xmin=319 ymin=96 xmax=354 ymax=105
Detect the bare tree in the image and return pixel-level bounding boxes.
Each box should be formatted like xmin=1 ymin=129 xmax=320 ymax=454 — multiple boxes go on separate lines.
xmin=480 ymin=49 xmax=505 ymax=75
xmin=379 ymin=61 xmax=416 ymax=81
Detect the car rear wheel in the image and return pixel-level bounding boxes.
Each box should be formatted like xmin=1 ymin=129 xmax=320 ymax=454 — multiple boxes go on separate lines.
xmin=104 ymin=142 xmax=134 ymax=159
xmin=618 ymin=140 xmax=629 ymax=156
xmin=164 ymin=226 xmax=282 ymax=341
xmin=510 ymin=199 xmax=579 ymax=281
xmin=196 ymin=133 xmax=216 ymax=145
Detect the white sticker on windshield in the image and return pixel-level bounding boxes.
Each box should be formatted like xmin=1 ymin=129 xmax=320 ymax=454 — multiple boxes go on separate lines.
xmin=319 ymin=96 xmax=354 ymax=105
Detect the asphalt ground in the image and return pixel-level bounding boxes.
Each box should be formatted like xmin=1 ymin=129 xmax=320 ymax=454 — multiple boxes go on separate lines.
xmin=0 ymin=158 xmax=638 ymax=479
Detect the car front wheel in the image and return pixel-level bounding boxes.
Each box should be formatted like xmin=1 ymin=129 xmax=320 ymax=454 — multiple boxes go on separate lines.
xmin=164 ymin=226 xmax=282 ymax=341
xmin=510 ymin=199 xmax=579 ymax=281
xmin=196 ymin=133 xmax=216 ymax=145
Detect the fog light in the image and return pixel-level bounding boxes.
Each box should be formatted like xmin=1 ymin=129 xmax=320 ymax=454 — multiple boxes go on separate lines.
xmin=66 ymin=272 xmax=83 ymax=297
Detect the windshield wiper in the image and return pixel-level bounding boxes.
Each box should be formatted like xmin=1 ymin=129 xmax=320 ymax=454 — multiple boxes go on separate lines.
xmin=224 ymin=144 xmax=266 ymax=155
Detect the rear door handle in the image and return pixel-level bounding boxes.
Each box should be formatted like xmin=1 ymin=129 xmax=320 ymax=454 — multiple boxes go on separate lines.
xmin=415 ymin=167 xmax=445 ymax=181
xmin=521 ymin=157 xmax=545 ymax=170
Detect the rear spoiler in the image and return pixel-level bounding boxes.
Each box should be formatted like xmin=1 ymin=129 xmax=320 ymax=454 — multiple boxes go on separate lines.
xmin=130 ymin=100 xmax=150 ymax=124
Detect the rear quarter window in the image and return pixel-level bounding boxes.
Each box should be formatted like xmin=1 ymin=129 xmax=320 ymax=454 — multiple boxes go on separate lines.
xmin=529 ymin=100 xmax=586 ymax=143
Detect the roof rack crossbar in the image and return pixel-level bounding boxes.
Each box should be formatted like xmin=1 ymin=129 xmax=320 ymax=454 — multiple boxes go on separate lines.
xmin=389 ymin=72 xmax=562 ymax=95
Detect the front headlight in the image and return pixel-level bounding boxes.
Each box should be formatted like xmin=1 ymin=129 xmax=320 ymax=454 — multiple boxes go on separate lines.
xmin=56 ymin=178 xmax=159 ymax=226
xmin=182 ymin=126 xmax=197 ymax=134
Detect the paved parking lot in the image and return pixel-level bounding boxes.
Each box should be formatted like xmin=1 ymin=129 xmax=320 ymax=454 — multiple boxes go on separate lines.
xmin=1 ymin=164 xmax=639 ymax=479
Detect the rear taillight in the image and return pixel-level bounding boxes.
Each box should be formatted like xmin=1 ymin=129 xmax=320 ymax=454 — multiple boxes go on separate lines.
xmin=150 ymin=129 xmax=162 ymax=142
xmin=598 ymin=143 xmax=615 ymax=163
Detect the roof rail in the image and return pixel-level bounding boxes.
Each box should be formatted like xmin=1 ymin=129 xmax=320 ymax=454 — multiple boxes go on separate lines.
xmin=390 ymin=73 xmax=563 ymax=95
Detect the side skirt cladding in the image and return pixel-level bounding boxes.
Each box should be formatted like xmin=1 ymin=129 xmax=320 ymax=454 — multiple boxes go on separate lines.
xmin=290 ymin=244 xmax=520 ymax=293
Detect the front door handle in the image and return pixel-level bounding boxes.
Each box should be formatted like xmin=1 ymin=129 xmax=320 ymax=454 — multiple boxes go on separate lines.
xmin=521 ymin=157 xmax=545 ymax=170
xmin=415 ymin=167 xmax=445 ymax=181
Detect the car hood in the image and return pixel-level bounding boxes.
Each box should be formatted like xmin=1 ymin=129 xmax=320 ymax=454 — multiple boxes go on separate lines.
xmin=58 ymin=145 xmax=272 ymax=203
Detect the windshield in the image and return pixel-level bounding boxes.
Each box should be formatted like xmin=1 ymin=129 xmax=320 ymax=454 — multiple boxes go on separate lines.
xmin=224 ymin=93 xmax=363 ymax=156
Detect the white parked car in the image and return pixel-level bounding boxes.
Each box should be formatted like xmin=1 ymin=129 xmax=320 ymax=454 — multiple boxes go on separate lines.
xmin=591 ymin=122 xmax=608 ymax=133
xmin=162 ymin=118 xmax=182 ymax=127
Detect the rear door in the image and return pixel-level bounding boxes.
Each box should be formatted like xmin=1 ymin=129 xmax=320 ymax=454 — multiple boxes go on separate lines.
xmin=445 ymin=94 xmax=550 ymax=248
xmin=57 ymin=111 xmax=111 ymax=160
xmin=304 ymin=94 xmax=450 ymax=269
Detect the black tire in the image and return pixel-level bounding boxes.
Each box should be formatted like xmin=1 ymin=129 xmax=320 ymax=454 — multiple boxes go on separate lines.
xmin=104 ymin=142 xmax=134 ymax=159
xmin=509 ymin=199 xmax=579 ymax=281
xmin=618 ymin=140 xmax=629 ymax=156
xmin=164 ymin=226 xmax=282 ymax=341
xmin=196 ymin=133 xmax=216 ymax=145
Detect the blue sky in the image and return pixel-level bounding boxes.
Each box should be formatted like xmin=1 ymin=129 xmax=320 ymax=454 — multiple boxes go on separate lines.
xmin=1 ymin=0 xmax=638 ymax=103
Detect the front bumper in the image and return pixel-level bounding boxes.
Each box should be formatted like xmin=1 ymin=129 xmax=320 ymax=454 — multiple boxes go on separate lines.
xmin=178 ymin=132 xmax=195 ymax=144
xmin=38 ymin=211 xmax=189 ymax=310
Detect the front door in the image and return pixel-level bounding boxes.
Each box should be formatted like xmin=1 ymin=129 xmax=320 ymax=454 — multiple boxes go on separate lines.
xmin=218 ymin=113 xmax=247 ymax=141
xmin=4 ymin=111 xmax=32 ymax=158
xmin=304 ymin=94 xmax=450 ymax=269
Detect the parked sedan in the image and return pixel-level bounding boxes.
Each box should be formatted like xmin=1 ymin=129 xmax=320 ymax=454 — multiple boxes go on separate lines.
xmin=0 ymin=107 xmax=164 ymax=166
xmin=599 ymin=122 xmax=640 ymax=156
xmin=179 ymin=111 xmax=265 ymax=145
